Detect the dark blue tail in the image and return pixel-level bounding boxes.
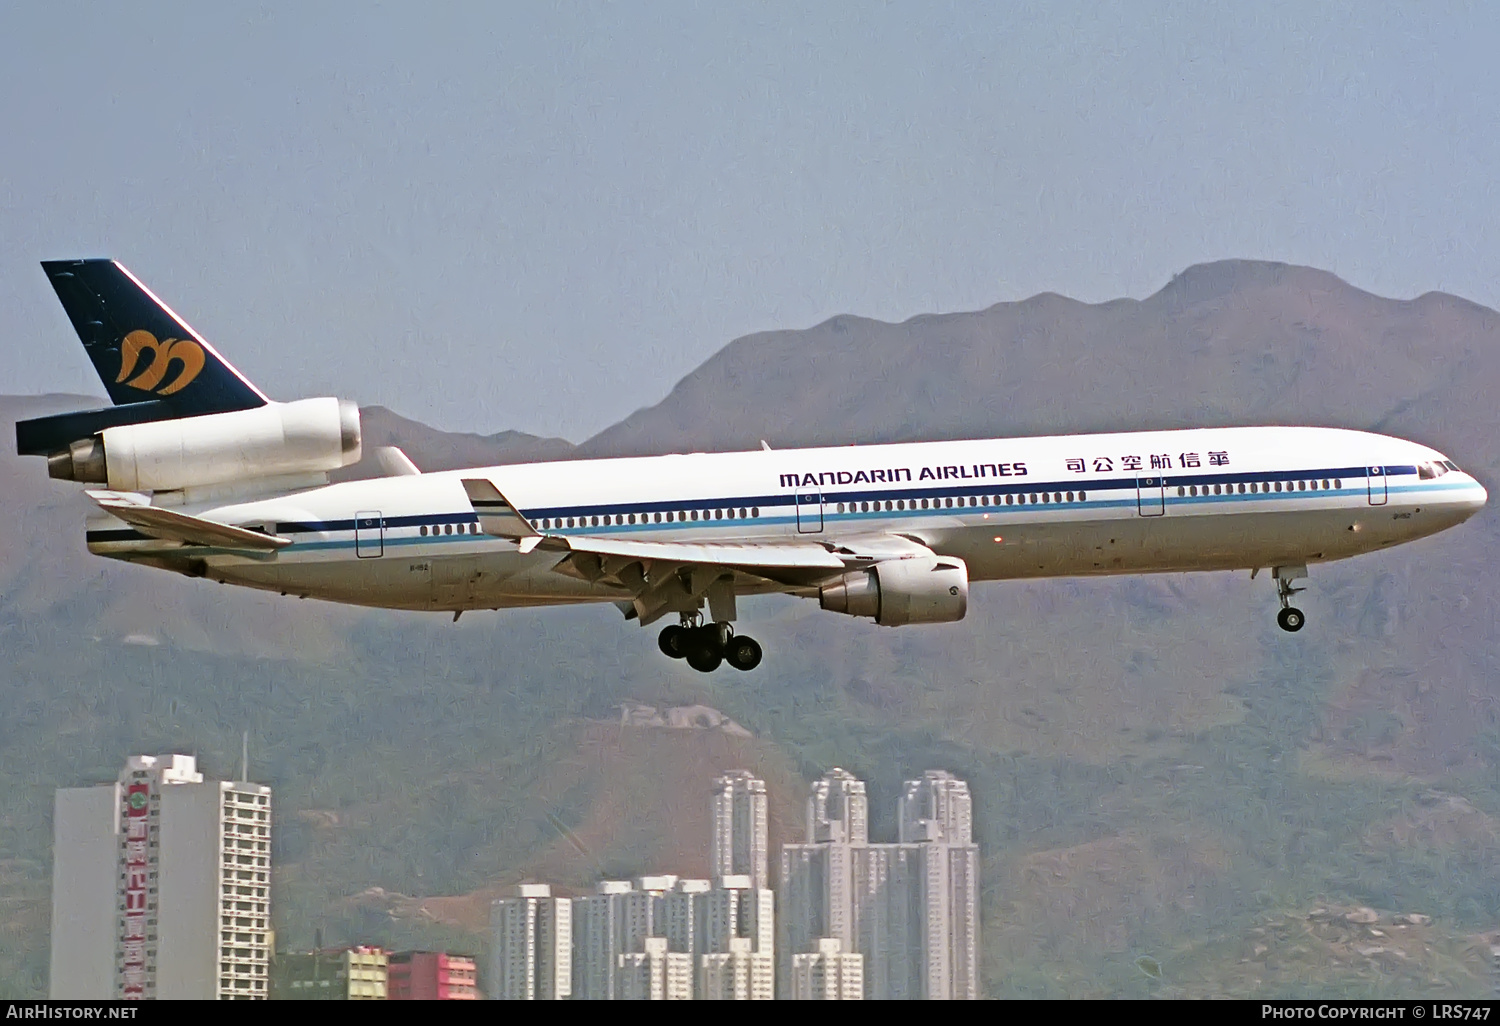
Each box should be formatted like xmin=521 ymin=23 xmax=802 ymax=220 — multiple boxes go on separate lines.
xmin=18 ymin=260 xmax=270 ymax=456
xmin=41 ymin=259 xmax=267 ymax=411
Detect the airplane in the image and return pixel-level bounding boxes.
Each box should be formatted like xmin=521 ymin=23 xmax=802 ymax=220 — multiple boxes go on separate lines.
xmin=15 ymin=259 xmax=1488 ymax=672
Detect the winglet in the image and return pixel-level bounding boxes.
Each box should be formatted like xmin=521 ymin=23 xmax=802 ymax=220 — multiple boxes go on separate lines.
xmin=461 ymin=478 xmax=540 ymax=541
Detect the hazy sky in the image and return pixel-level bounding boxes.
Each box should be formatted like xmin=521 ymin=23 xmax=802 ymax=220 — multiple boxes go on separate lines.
xmin=2 ymin=3 xmax=1495 ymax=440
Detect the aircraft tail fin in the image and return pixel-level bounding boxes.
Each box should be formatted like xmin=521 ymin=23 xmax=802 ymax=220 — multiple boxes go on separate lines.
xmin=40 ymin=259 xmax=268 ymax=414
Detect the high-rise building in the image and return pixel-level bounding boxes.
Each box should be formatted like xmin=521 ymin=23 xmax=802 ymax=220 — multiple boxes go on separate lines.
xmin=699 ymin=937 xmax=774 ymax=1000
xmin=790 ymin=938 xmax=863 ymax=1000
xmin=660 ymin=878 xmax=711 ymax=956
xmin=779 ymin=769 xmax=865 ymax=995
xmin=806 ymin=767 xmax=868 ymax=845
xmin=387 ymin=951 xmax=478 ymax=1000
xmin=270 ymin=947 xmax=387 ymax=1000
xmin=777 ymin=768 xmax=980 ymax=1001
xmin=491 ymin=885 xmax=571 ymax=1000
xmin=50 ymin=754 xmax=272 ymax=1000
xmin=617 ymin=937 xmax=693 ymax=1000
xmin=899 ymin=770 xmax=973 ymax=845
xmin=711 ymin=771 xmax=769 ymax=890
xmin=571 ymin=880 xmax=643 ymax=1000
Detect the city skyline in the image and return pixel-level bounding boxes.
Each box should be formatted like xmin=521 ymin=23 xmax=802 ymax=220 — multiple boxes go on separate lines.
xmin=49 ymin=756 xmax=978 ymax=999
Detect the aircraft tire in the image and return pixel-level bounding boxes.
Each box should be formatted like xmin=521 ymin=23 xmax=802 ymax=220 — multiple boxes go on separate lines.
xmin=1277 ymin=607 xmax=1305 ymax=633
xmin=686 ymin=647 xmax=723 ymax=673
xmin=726 ymin=636 xmax=763 ymax=671
xmin=658 ymin=625 xmax=689 ymax=659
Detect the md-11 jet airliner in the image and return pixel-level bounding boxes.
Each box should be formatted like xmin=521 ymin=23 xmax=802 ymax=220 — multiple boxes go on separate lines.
xmin=17 ymin=260 xmax=1487 ymax=671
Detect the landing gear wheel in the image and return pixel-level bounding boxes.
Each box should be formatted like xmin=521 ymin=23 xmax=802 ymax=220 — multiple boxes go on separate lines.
xmin=686 ymin=647 xmax=724 ymax=673
xmin=658 ymin=625 xmax=690 ymax=659
xmin=1277 ymin=607 xmax=1305 ymax=633
xmin=725 ymin=636 xmax=763 ymax=672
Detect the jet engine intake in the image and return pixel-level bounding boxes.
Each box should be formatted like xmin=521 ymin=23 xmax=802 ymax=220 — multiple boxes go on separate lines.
xmin=47 ymin=398 xmax=361 ymax=491
xmin=819 ymin=554 xmax=969 ymax=626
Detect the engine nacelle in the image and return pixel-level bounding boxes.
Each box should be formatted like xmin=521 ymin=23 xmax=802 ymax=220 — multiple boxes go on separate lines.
xmin=47 ymin=398 xmax=361 ymax=492
xmin=819 ymin=555 xmax=969 ymax=626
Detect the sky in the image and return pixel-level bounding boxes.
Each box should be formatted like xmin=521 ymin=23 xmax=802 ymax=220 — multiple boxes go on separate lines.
xmin=2 ymin=2 xmax=1496 ymax=440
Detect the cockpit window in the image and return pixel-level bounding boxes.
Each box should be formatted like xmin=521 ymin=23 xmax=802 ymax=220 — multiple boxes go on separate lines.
xmin=1419 ymin=463 xmax=1437 ymax=480
xmin=1444 ymin=460 xmax=1461 ymax=472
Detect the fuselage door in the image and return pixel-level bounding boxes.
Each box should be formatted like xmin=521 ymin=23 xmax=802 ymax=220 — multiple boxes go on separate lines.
xmin=1367 ymin=467 xmax=1388 ymax=506
xmin=355 ymin=511 xmax=384 ymax=558
xmin=796 ymin=492 xmax=824 ymax=533
xmin=1136 ymin=476 xmax=1165 ymax=516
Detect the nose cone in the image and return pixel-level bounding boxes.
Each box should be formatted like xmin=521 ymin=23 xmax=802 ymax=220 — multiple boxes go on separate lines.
xmin=1471 ymin=479 xmax=1490 ymax=513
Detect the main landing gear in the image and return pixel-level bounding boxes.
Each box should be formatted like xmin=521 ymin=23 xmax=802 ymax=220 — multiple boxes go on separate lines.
xmin=659 ymin=620 xmax=763 ymax=673
xmin=1272 ymin=564 xmax=1307 ymax=633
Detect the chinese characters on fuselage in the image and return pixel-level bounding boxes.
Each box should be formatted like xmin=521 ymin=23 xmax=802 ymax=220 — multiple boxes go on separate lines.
xmin=1067 ymin=452 xmax=1230 ymax=474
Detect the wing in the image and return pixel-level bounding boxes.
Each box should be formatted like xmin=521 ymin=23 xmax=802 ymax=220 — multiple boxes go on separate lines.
xmin=86 ymin=490 xmax=290 ymax=551
xmin=459 ymin=477 xmax=932 ymax=625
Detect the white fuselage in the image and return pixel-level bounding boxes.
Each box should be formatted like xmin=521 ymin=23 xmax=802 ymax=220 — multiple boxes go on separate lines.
xmin=86 ymin=424 xmax=1487 ymax=615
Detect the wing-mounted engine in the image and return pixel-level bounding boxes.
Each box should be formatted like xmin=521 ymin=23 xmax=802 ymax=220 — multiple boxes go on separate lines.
xmin=45 ymin=397 xmax=361 ymax=492
xmin=819 ymin=554 xmax=969 ymax=625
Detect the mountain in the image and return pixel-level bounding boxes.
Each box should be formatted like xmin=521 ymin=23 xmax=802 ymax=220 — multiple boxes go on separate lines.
xmin=2 ymin=259 xmax=1498 ymax=998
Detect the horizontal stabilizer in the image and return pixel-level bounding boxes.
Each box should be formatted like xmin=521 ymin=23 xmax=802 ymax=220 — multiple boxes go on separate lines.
xmin=86 ymin=490 xmax=290 ymax=550
xmin=460 ymin=478 xmax=539 ymax=540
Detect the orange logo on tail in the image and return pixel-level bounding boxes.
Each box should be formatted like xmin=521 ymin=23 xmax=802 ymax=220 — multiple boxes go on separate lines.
xmin=117 ymin=330 xmax=206 ymax=395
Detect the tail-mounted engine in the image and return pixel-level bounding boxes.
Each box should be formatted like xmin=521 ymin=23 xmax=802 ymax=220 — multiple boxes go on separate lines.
xmin=819 ymin=554 xmax=969 ymax=626
xmin=46 ymin=398 xmax=361 ymax=492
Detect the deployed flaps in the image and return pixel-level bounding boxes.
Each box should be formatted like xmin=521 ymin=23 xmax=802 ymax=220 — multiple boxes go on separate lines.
xmin=460 ymin=478 xmax=542 ymax=552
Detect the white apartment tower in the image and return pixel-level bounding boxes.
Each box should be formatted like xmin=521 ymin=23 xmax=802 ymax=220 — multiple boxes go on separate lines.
xmin=899 ymin=770 xmax=974 ymax=846
xmin=699 ymin=937 xmax=774 ymax=1000
xmin=778 ymin=768 xmax=980 ymax=1001
xmin=491 ymin=884 xmax=572 ymax=1000
xmin=790 ymin=938 xmax=864 ymax=1000
xmin=711 ymin=771 xmax=769 ymax=890
xmin=571 ymin=880 xmax=636 ymax=1000
xmin=806 ymin=767 xmax=868 ymax=845
xmin=617 ymin=937 xmax=693 ymax=1000
xmin=50 ymin=754 xmax=272 ymax=1000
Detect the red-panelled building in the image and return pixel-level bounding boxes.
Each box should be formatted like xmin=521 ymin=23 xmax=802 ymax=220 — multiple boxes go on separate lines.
xmin=386 ymin=951 xmax=479 ymax=1000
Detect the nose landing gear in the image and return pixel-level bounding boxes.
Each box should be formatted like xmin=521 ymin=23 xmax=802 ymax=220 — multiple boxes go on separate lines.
xmin=1272 ymin=564 xmax=1307 ymax=633
xmin=658 ymin=620 xmax=762 ymax=672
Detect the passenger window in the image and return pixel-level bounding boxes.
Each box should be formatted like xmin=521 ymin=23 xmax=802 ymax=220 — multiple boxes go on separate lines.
xmin=1066 ymin=491 xmax=1074 ymax=502
xmin=1005 ymin=494 xmax=1014 ymax=505
xmin=1079 ymin=490 xmax=1087 ymax=502
xmin=751 ymin=507 xmax=759 ymax=517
